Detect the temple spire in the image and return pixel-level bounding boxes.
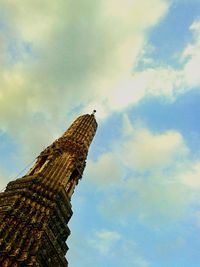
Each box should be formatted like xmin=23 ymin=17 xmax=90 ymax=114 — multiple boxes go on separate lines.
xmin=0 ymin=113 xmax=97 ymax=266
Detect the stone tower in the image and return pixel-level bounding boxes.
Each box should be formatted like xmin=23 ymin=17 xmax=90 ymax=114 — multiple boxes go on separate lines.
xmin=0 ymin=112 xmax=98 ymax=267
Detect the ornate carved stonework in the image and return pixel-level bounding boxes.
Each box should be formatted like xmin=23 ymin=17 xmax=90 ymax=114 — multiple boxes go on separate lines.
xmin=0 ymin=113 xmax=97 ymax=266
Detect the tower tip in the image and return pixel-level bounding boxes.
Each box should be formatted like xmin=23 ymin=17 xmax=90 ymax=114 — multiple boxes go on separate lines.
xmin=92 ymin=110 xmax=96 ymax=115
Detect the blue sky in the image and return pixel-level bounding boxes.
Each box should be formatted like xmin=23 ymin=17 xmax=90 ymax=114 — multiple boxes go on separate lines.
xmin=1 ymin=0 xmax=200 ymax=266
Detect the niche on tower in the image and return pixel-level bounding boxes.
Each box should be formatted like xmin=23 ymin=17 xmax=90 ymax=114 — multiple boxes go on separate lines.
xmin=28 ymin=155 xmax=49 ymax=175
xmin=66 ymin=169 xmax=80 ymax=197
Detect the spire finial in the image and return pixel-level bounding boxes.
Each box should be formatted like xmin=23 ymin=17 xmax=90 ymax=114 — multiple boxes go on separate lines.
xmin=92 ymin=110 xmax=96 ymax=115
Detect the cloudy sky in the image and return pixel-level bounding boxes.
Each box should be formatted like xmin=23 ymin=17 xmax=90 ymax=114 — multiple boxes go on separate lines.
xmin=1 ymin=0 xmax=200 ymax=266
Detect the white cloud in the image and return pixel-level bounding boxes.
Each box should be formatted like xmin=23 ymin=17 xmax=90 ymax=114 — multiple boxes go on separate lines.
xmin=182 ymin=20 xmax=200 ymax=87
xmin=121 ymin=117 xmax=188 ymax=171
xmin=178 ymin=162 xmax=200 ymax=189
xmin=68 ymin=224 xmax=150 ymax=267
xmin=98 ymin=173 xmax=192 ymax=226
xmin=85 ymin=115 xmax=200 ymax=226
xmin=132 ymin=18 xmax=200 ymax=100
xmin=86 ymin=152 xmax=123 ymax=189
xmin=89 ymin=229 xmax=121 ymax=255
xmin=88 ymin=229 xmax=150 ymax=266
xmin=90 ymin=17 xmax=200 ymax=119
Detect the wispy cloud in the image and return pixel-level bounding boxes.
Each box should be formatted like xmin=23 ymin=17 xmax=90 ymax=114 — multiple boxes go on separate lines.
xmin=89 ymin=229 xmax=121 ymax=255
xmin=86 ymin=115 xmax=200 ymax=226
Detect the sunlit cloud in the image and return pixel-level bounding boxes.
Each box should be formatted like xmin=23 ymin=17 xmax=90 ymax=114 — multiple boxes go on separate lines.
xmin=89 ymin=229 xmax=121 ymax=255
xmin=86 ymin=115 xmax=200 ymax=226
